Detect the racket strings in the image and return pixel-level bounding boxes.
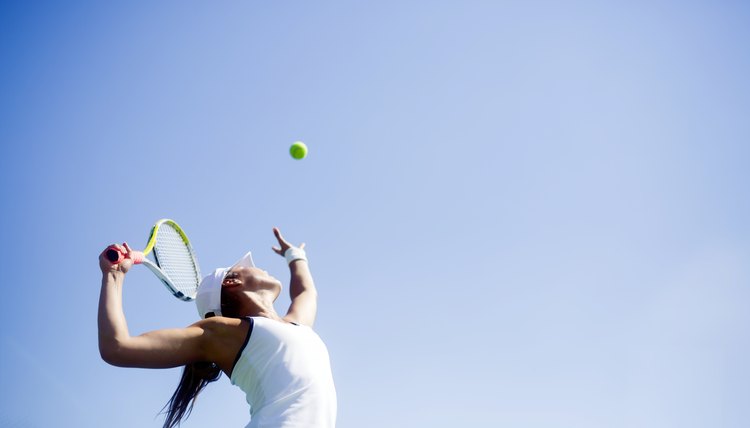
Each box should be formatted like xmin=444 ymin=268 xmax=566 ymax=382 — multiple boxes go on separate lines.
xmin=152 ymin=224 xmax=201 ymax=297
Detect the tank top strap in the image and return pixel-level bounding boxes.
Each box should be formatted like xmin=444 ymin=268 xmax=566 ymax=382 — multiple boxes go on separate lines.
xmin=231 ymin=317 xmax=254 ymax=373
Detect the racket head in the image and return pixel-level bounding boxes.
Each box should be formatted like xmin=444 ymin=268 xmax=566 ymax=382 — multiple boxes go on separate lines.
xmin=144 ymin=219 xmax=201 ymax=301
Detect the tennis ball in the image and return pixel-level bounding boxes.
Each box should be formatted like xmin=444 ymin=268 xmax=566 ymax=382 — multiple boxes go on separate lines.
xmin=290 ymin=141 xmax=308 ymax=160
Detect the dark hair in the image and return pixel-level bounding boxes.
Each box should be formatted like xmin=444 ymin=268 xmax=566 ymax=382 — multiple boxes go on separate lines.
xmin=161 ymin=362 xmax=221 ymax=428
xmin=162 ymin=288 xmax=241 ymax=427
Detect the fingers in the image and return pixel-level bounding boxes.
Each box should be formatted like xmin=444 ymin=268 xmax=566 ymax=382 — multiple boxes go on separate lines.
xmin=273 ymin=227 xmax=292 ymax=249
xmin=108 ymin=243 xmax=127 ymax=254
xmin=100 ymin=244 xmax=126 ymax=272
xmin=273 ymin=227 xmax=288 ymax=245
xmin=101 ymin=243 xmax=132 ymax=265
xmin=272 ymin=227 xmax=307 ymax=256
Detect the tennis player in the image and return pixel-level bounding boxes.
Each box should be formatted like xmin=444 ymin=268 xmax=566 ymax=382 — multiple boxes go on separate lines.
xmin=98 ymin=227 xmax=337 ymax=428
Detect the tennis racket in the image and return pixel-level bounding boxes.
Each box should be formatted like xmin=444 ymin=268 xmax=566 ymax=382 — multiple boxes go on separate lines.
xmin=106 ymin=219 xmax=201 ymax=301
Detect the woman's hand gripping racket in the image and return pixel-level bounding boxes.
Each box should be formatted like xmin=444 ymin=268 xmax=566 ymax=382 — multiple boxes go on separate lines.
xmin=105 ymin=219 xmax=201 ymax=301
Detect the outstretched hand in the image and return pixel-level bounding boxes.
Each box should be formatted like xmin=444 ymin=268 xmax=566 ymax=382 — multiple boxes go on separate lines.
xmin=99 ymin=243 xmax=134 ymax=275
xmin=271 ymin=227 xmax=305 ymax=257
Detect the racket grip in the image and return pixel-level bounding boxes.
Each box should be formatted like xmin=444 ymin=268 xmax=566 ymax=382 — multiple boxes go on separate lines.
xmin=106 ymin=248 xmax=121 ymax=263
xmin=105 ymin=247 xmax=145 ymax=265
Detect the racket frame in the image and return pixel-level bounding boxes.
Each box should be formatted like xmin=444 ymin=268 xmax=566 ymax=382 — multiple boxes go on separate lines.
xmin=140 ymin=219 xmax=201 ymax=301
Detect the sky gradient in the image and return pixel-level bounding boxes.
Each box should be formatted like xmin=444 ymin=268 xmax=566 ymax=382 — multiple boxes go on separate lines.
xmin=1 ymin=1 xmax=749 ymax=427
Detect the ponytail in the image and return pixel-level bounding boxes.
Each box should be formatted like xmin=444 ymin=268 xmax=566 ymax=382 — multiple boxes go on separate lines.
xmin=162 ymin=362 xmax=222 ymax=428
xmin=163 ymin=289 xmax=240 ymax=427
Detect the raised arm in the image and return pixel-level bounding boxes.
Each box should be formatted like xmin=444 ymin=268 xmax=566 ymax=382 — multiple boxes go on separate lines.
xmin=272 ymin=228 xmax=318 ymax=327
xmin=97 ymin=244 xmax=215 ymax=368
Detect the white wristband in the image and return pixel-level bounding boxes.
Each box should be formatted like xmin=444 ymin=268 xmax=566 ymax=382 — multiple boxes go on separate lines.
xmin=284 ymin=247 xmax=307 ymax=265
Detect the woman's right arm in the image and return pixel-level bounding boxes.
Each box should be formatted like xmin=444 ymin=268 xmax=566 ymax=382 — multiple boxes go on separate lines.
xmin=98 ymin=244 xmax=215 ymax=368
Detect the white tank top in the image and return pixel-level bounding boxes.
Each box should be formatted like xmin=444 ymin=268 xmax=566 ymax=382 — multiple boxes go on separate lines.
xmin=230 ymin=317 xmax=337 ymax=428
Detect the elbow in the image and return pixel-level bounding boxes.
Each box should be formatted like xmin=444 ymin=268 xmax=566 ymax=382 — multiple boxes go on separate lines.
xmin=99 ymin=344 xmax=119 ymax=366
xmin=99 ymin=340 xmax=127 ymax=367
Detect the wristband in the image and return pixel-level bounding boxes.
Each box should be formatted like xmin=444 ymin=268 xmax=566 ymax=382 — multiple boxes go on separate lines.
xmin=284 ymin=247 xmax=307 ymax=265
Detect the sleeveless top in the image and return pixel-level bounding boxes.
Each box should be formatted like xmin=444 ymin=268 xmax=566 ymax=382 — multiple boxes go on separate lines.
xmin=230 ymin=317 xmax=337 ymax=428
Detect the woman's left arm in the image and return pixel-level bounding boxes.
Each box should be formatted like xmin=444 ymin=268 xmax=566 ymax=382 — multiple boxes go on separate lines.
xmin=271 ymin=228 xmax=318 ymax=327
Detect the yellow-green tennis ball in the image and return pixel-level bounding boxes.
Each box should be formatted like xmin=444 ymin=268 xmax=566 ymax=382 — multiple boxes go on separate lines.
xmin=290 ymin=141 xmax=308 ymax=160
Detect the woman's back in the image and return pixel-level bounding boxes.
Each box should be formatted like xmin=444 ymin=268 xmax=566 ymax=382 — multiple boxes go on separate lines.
xmin=231 ymin=317 xmax=337 ymax=428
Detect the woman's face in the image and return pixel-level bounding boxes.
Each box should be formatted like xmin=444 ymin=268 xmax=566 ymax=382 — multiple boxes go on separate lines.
xmin=223 ymin=266 xmax=282 ymax=297
xmin=220 ymin=266 xmax=282 ymax=317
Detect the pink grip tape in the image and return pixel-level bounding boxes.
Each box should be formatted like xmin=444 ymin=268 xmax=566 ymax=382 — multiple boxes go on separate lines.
xmin=130 ymin=251 xmax=145 ymax=264
xmin=107 ymin=247 xmax=145 ymax=265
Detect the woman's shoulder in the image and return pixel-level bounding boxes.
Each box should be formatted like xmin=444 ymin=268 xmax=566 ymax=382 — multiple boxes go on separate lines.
xmin=192 ymin=316 xmax=250 ymax=336
xmin=192 ymin=317 xmax=254 ymax=373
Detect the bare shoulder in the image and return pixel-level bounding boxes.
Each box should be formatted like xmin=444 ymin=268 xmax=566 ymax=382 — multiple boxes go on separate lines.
xmin=192 ymin=316 xmax=244 ymax=328
xmin=191 ymin=317 xmax=252 ymax=373
xmin=192 ymin=317 xmax=248 ymax=338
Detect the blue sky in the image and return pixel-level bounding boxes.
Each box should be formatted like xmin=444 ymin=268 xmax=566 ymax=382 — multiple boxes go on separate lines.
xmin=1 ymin=1 xmax=749 ymax=427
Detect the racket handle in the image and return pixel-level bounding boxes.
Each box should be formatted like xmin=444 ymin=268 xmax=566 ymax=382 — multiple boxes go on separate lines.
xmin=105 ymin=247 xmax=145 ymax=265
xmin=106 ymin=248 xmax=121 ymax=262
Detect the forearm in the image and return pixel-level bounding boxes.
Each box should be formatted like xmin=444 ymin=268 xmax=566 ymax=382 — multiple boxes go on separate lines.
xmin=274 ymin=229 xmax=318 ymax=325
xmin=289 ymin=260 xmax=317 ymax=300
xmin=98 ymin=271 xmax=132 ymax=360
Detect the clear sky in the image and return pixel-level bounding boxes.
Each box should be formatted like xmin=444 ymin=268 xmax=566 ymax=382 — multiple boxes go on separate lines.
xmin=1 ymin=1 xmax=749 ymax=427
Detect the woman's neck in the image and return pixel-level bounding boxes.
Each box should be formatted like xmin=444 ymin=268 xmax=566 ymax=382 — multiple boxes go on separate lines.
xmin=241 ymin=291 xmax=282 ymax=321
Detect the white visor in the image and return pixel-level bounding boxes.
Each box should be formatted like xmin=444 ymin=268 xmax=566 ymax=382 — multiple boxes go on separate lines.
xmin=195 ymin=251 xmax=255 ymax=318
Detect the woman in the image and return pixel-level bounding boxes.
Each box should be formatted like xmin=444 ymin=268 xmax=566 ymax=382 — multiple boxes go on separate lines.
xmin=98 ymin=227 xmax=337 ymax=428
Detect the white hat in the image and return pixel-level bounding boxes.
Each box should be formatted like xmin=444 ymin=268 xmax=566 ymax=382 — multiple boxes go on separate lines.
xmin=196 ymin=251 xmax=255 ymax=318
